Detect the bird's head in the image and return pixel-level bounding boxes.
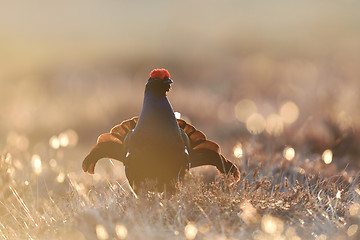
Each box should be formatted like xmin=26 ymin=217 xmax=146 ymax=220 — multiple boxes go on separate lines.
xmin=146 ymin=69 xmax=173 ymax=95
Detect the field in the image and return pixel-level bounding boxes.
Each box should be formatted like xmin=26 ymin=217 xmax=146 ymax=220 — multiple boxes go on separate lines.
xmin=1 ymin=1 xmax=360 ymax=239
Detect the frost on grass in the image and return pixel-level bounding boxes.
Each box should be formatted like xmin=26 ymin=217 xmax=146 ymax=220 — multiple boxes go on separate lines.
xmin=1 ymin=149 xmax=360 ymax=240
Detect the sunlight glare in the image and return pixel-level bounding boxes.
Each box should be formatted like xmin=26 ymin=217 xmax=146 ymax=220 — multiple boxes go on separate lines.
xmin=174 ymin=111 xmax=181 ymax=119
xmin=246 ymin=113 xmax=265 ymax=134
xmin=322 ymin=149 xmax=333 ymax=164
xmin=31 ymin=154 xmax=42 ymax=175
xmin=283 ymin=147 xmax=295 ymax=161
xmin=115 ymin=224 xmax=128 ymax=240
xmin=280 ymin=101 xmax=299 ymax=124
xmin=234 ymin=99 xmax=257 ymax=122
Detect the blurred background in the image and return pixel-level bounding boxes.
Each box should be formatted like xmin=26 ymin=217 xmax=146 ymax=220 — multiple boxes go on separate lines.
xmin=1 ymin=0 xmax=360 ymax=175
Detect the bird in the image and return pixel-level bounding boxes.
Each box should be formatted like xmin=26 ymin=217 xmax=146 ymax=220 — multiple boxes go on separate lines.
xmin=82 ymin=69 xmax=240 ymax=193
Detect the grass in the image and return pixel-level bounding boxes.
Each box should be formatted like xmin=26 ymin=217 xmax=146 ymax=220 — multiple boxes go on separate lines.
xmin=1 ymin=137 xmax=359 ymax=240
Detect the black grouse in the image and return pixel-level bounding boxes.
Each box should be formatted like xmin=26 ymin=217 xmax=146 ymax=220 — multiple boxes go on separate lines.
xmin=82 ymin=69 xmax=240 ymax=192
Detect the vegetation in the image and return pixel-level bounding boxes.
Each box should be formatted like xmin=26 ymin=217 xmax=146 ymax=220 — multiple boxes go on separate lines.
xmin=1 ymin=136 xmax=359 ymax=239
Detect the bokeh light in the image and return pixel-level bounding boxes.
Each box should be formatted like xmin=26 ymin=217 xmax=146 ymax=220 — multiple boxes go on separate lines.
xmin=96 ymin=224 xmax=109 ymax=240
xmin=239 ymin=201 xmax=260 ymax=226
xmin=59 ymin=132 xmax=70 ymax=147
xmin=347 ymin=224 xmax=358 ymax=237
xmin=49 ymin=159 xmax=57 ymax=169
xmin=246 ymin=113 xmax=266 ymax=134
xmin=233 ymin=143 xmax=243 ymax=158
xmin=116 ymin=224 xmax=128 ymax=240
xmin=49 ymin=136 xmax=60 ymax=149
xmin=322 ymin=149 xmax=333 ymax=164
xmin=283 ymin=147 xmax=295 ymax=161
xmin=265 ymin=114 xmax=284 ymax=136
xmin=235 ymin=99 xmax=257 ymax=123
xmin=261 ymin=215 xmax=284 ymax=235
xmin=184 ymin=223 xmax=198 ymax=240
xmin=56 ymin=172 xmax=66 ymax=183
xmin=31 ymin=154 xmax=42 ymax=175
xmin=349 ymin=203 xmax=360 ymax=216
xmin=280 ymin=101 xmax=299 ymax=124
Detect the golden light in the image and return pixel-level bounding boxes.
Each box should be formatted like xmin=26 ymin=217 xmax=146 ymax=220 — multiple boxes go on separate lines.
xmin=64 ymin=129 xmax=79 ymax=147
xmin=96 ymin=224 xmax=109 ymax=240
xmin=261 ymin=215 xmax=284 ymax=235
xmin=49 ymin=159 xmax=57 ymax=169
xmin=233 ymin=143 xmax=243 ymax=158
xmin=184 ymin=223 xmax=198 ymax=240
xmin=49 ymin=136 xmax=60 ymax=149
xmin=356 ymin=189 xmax=360 ymax=195
xmin=115 ymin=224 xmax=128 ymax=240
xmin=31 ymin=154 xmax=42 ymax=175
xmin=283 ymin=147 xmax=295 ymax=161
xmin=349 ymin=203 xmax=360 ymax=216
xmin=280 ymin=101 xmax=299 ymax=124
xmin=265 ymin=114 xmax=284 ymax=136
xmin=246 ymin=113 xmax=265 ymax=134
xmin=317 ymin=234 xmax=327 ymax=240
xmin=56 ymin=172 xmax=66 ymax=183
xmin=58 ymin=132 xmax=70 ymax=147
xmin=322 ymin=149 xmax=333 ymax=164
xmin=336 ymin=190 xmax=341 ymax=199
xmin=174 ymin=111 xmax=181 ymax=119
xmin=238 ymin=201 xmax=259 ymax=226
xmin=234 ymin=99 xmax=257 ymax=122
xmin=348 ymin=224 xmax=358 ymax=237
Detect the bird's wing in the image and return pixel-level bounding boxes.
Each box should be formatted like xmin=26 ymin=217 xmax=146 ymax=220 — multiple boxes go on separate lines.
xmin=177 ymin=119 xmax=240 ymax=183
xmin=82 ymin=117 xmax=138 ymax=174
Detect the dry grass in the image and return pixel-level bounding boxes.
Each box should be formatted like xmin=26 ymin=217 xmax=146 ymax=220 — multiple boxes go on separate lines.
xmin=1 ymin=139 xmax=359 ymax=240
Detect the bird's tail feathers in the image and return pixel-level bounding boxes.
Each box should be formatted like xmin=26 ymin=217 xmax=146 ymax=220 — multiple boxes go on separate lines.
xmin=82 ymin=117 xmax=138 ymax=174
xmin=177 ymin=119 xmax=240 ymax=183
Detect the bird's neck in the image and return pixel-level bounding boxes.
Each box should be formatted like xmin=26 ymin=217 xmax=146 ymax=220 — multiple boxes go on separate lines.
xmin=136 ymin=90 xmax=179 ymax=133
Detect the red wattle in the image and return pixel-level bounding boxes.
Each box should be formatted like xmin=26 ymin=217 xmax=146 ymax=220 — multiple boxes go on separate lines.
xmin=150 ymin=69 xmax=170 ymax=80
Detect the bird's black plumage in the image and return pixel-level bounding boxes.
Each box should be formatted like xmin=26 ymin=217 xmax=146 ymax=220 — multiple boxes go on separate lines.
xmin=122 ymin=77 xmax=189 ymax=191
xmin=82 ymin=69 xmax=240 ymax=193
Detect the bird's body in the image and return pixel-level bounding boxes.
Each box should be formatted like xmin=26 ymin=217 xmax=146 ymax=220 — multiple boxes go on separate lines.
xmin=123 ymin=78 xmax=189 ymax=191
xmin=83 ymin=69 xmax=240 ymax=193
